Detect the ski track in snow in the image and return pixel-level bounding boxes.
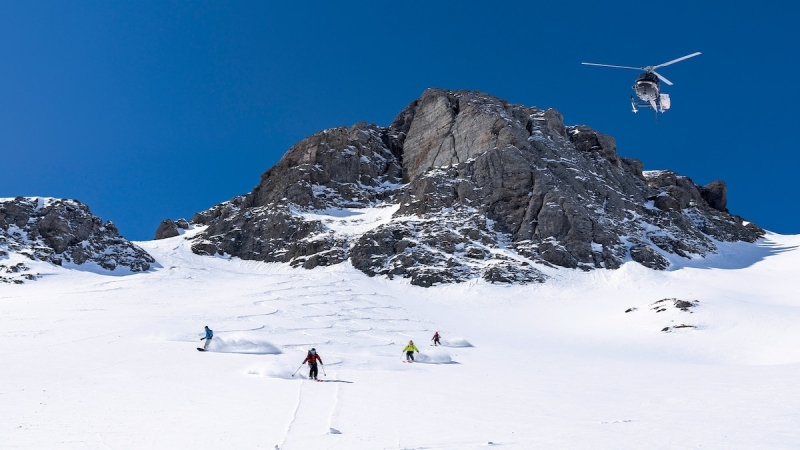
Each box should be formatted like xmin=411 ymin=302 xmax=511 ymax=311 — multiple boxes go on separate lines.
xmin=280 ymin=378 xmax=341 ymax=448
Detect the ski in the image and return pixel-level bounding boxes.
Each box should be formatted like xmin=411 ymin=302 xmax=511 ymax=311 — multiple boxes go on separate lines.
xmin=197 ymin=348 xmax=207 ymax=352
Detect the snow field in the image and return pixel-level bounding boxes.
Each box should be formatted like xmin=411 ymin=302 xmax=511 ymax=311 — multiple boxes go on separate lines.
xmin=1 ymin=231 xmax=800 ymax=448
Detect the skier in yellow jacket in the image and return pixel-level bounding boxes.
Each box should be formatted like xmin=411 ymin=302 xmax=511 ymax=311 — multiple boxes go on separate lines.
xmin=403 ymin=340 xmax=419 ymax=362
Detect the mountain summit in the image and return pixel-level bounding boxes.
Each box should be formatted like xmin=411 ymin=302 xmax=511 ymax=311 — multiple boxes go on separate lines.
xmin=160 ymin=88 xmax=762 ymax=286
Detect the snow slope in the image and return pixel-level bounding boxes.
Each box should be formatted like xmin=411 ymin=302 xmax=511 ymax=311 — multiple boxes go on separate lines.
xmin=2 ymin=226 xmax=799 ymax=449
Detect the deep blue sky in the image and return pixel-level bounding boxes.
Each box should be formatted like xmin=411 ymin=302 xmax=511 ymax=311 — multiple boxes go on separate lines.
xmin=1 ymin=1 xmax=798 ymax=240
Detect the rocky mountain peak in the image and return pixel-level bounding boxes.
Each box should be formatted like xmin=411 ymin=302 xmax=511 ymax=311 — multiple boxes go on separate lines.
xmin=161 ymin=88 xmax=763 ymax=286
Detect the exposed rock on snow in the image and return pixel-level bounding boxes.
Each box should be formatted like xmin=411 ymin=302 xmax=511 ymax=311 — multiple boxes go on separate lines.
xmin=651 ymin=298 xmax=699 ymax=313
xmin=165 ymin=88 xmax=763 ymax=286
xmin=662 ymin=324 xmax=697 ymax=332
xmin=154 ymin=217 xmax=190 ymax=240
xmin=0 ymin=262 xmax=37 ymax=284
xmin=0 ymin=197 xmax=154 ymax=275
xmin=626 ymin=298 xmax=700 ymax=332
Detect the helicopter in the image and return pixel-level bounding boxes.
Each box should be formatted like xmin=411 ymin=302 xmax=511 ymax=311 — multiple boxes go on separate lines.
xmin=582 ymin=52 xmax=701 ymax=118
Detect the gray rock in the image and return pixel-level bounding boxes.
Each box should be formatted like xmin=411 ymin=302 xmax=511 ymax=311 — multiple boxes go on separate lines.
xmin=701 ymin=181 xmax=728 ymax=212
xmin=155 ymin=219 xmax=180 ymax=240
xmin=402 ymin=89 xmax=532 ymax=183
xmin=247 ymin=123 xmax=403 ymax=210
xmin=154 ymin=217 xmax=190 ymax=240
xmin=629 ymin=245 xmax=670 ymax=270
xmin=1 ymin=197 xmax=154 ymax=273
xmin=653 ymin=194 xmax=681 ymax=212
xmin=673 ymin=299 xmax=696 ymax=311
xmin=482 ymin=262 xmax=546 ymax=284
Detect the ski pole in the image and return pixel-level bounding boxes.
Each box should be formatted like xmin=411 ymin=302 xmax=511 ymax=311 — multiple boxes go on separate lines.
xmin=321 ymin=365 xmax=327 ymax=377
xmin=291 ymin=364 xmax=304 ymax=377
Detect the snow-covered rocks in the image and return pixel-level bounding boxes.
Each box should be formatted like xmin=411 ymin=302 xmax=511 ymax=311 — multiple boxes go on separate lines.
xmin=162 ymin=89 xmax=764 ymax=286
xmin=153 ymin=217 xmax=190 ymax=240
xmin=625 ymin=297 xmax=701 ymax=333
xmin=0 ymin=262 xmax=37 ymax=284
xmin=0 ymin=197 xmax=154 ymax=277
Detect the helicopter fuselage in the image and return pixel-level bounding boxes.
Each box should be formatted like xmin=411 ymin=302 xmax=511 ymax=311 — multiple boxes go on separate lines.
xmin=633 ymin=72 xmax=660 ymax=101
xmin=630 ymin=72 xmax=669 ymax=115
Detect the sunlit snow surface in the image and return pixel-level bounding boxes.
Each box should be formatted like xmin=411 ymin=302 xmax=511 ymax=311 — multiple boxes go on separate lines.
xmin=2 ymin=223 xmax=800 ymax=448
xmin=295 ymin=204 xmax=400 ymax=236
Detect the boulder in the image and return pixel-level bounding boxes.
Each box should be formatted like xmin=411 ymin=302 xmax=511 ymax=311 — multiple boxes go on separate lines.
xmin=701 ymin=180 xmax=728 ymax=212
xmin=630 ymin=245 xmax=670 ymax=270
xmin=155 ymin=219 xmax=180 ymax=240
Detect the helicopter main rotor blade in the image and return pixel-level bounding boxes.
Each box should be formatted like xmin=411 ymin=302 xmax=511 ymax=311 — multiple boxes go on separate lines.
xmin=581 ymin=62 xmax=644 ymax=71
xmin=653 ymin=52 xmax=701 ymax=69
xmin=652 ymin=71 xmax=673 ymax=86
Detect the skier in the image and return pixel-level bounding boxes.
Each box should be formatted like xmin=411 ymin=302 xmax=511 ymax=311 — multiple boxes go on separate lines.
xmin=302 ymin=348 xmax=323 ymax=380
xmin=432 ymin=331 xmax=441 ymax=346
xmin=200 ymin=326 xmax=213 ymax=350
xmin=403 ymin=340 xmax=419 ymax=362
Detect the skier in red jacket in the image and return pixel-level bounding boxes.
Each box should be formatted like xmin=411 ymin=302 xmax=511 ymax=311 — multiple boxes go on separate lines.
xmin=302 ymin=348 xmax=323 ymax=380
xmin=432 ymin=331 xmax=441 ymax=346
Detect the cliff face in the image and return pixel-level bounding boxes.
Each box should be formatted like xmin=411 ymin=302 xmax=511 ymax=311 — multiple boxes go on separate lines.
xmin=1 ymin=197 xmax=154 ymax=281
xmin=164 ymin=88 xmax=762 ymax=286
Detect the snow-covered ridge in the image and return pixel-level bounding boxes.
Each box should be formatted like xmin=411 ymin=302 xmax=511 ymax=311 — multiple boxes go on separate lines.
xmin=0 ymin=196 xmax=54 ymax=209
xmin=0 ymin=197 xmax=155 ymax=281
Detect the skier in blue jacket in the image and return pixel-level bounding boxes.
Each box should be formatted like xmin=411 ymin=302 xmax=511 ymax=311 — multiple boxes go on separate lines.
xmin=200 ymin=326 xmax=213 ymax=350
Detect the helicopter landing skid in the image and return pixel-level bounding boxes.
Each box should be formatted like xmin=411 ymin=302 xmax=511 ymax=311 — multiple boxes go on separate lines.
xmin=631 ymin=96 xmax=659 ymax=121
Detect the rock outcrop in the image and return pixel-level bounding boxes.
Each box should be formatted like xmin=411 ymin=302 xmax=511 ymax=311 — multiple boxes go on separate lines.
xmin=155 ymin=218 xmax=190 ymax=240
xmin=0 ymin=197 xmax=155 ymax=275
xmin=165 ymin=88 xmax=763 ymax=286
xmin=0 ymin=262 xmax=37 ymax=284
